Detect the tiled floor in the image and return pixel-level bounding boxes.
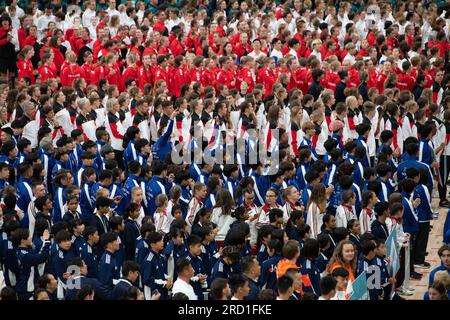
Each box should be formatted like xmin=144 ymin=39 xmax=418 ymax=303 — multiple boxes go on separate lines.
xmin=406 ymin=198 xmax=446 ymax=300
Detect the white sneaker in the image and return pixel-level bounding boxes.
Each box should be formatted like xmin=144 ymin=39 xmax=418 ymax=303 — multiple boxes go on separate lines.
xmin=404 ymin=287 xmax=415 ymax=292
xmin=398 ymin=289 xmax=413 ymax=296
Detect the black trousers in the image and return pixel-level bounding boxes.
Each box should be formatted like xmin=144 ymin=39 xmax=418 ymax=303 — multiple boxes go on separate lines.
xmin=438 ymin=155 xmax=450 ymax=201
xmin=409 ymin=234 xmax=418 ymax=273
xmin=396 ymin=246 xmax=405 ymax=287
xmin=114 ymin=150 xmax=125 ymax=170
xmin=414 ymin=221 xmax=430 ymax=264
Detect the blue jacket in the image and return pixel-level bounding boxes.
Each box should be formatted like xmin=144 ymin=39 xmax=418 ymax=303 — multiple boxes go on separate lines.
xmin=80 ymin=242 xmax=98 ymax=278
xmin=146 ymin=176 xmax=167 ymax=215
xmin=65 ymin=275 xmax=111 ymax=300
xmin=16 ymin=177 xmax=33 ymax=212
xmin=429 ymin=265 xmax=450 ymax=285
xmin=110 ymin=182 xmax=126 ymax=215
xmin=301 ymin=184 xmax=313 ymax=207
xmin=418 ymin=137 xmax=434 ymax=166
xmin=95 ymin=140 xmax=106 ymax=170
xmin=301 ymin=258 xmax=321 ymax=296
xmin=97 ymin=250 xmax=120 ymax=290
xmin=223 ymin=177 xmax=237 ymax=200
xmin=163 ymin=240 xmax=187 ymax=280
xmin=371 ymin=220 xmax=389 ymax=241
xmin=152 ymin=119 xmax=174 ymax=161
xmin=111 ymin=278 xmax=134 ymax=300
xmin=80 ymin=181 xmax=95 ymax=222
xmin=325 ymin=162 xmax=338 ymax=186
xmin=51 ymin=159 xmax=70 ymax=181
xmin=413 ymin=184 xmax=432 ymax=222
xmin=185 ymin=252 xmax=207 ymax=299
xmin=355 ymin=136 xmax=370 ymax=168
xmin=299 ymin=136 xmax=318 ymax=161
xmin=124 ymin=218 xmax=140 ymax=261
xmin=123 ymin=174 xmax=140 ymax=210
xmin=401 ymin=192 xmax=419 ymax=235
xmin=46 ymin=244 xmax=74 ymax=282
xmin=75 ymin=165 xmax=96 ymax=188
xmin=244 ymin=275 xmax=260 ymax=300
xmin=15 ymin=241 xmax=51 ymax=295
xmin=124 ymin=140 xmax=138 ymax=167
xmin=52 ymin=185 xmax=67 ymax=223
xmin=316 ymin=252 xmax=328 ymax=273
xmin=256 ymin=244 xmax=268 ymax=266
xmin=135 ymin=236 xmax=149 ymax=267
xmin=211 ymin=257 xmax=241 ymax=281
xmin=397 ymin=155 xmax=433 ymax=189
xmin=71 ymin=234 xmax=86 ymax=256
xmin=377 ymin=178 xmax=393 ymax=203
xmin=295 ymin=162 xmax=310 ymax=192
xmin=259 ymin=254 xmax=283 ymax=291
xmin=357 ymin=255 xmax=381 ymax=300
xmin=0 ymin=156 xmax=18 ymax=173
xmin=1 ymin=238 xmax=19 ymax=287
xmin=178 ymin=184 xmax=192 ymax=215
xmin=189 ymin=163 xmax=202 ymax=183
xmin=141 ymin=249 xmax=169 ymax=299
xmin=251 ymin=172 xmax=270 ymax=207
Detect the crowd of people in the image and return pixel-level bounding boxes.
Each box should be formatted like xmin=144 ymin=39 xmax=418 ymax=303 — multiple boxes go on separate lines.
xmin=0 ymin=0 xmax=449 ymax=301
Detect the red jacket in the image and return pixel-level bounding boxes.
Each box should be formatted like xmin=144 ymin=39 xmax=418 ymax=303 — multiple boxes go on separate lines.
xmin=38 ymin=64 xmax=57 ymax=83
xmin=201 ymin=68 xmax=215 ymax=88
xmin=17 ymin=59 xmax=35 ymax=84
xmin=154 ymin=66 xmax=169 ymax=85
xmin=24 ymin=35 xmax=37 ymax=47
xmin=347 ymin=68 xmax=360 ymax=88
xmin=216 ymin=68 xmax=234 ymax=90
xmin=153 ymin=21 xmax=167 ymax=34
xmin=138 ymin=65 xmax=153 ymax=91
xmin=322 ymin=70 xmax=339 ymax=91
xmin=60 ymin=63 xmax=85 ymax=87
xmin=396 ymin=72 xmax=415 ymax=92
xmin=18 ymin=27 xmax=27 ymax=49
xmin=90 ymin=65 xmax=105 ymax=87
xmin=123 ymin=66 xmax=139 ymax=83
xmin=171 ymin=66 xmax=188 ymax=97
xmin=257 ymin=67 xmax=276 ymax=97
xmin=81 ymin=63 xmax=95 ymax=85
xmin=233 ymin=42 xmax=252 ymax=58
xmin=190 ymin=67 xmax=202 ymax=83
xmin=105 ymin=64 xmax=124 ymax=92
xmin=236 ymin=67 xmax=254 ymax=92
xmin=375 ymin=73 xmax=388 ymax=94
xmin=169 ymin=38 xmax=184 ymax=57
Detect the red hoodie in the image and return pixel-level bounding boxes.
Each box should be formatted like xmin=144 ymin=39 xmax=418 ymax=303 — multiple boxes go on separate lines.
xmin=17 ymin=59 xmax=35 ymax=84
xmin=60 ymin=63 xmax=85 ymax=87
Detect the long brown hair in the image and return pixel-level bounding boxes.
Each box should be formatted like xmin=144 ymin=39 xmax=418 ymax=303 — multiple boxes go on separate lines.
xmin=307 ymin=183 xmax=327 ymax=213
xmin=213 ymin=188 xmax=234 ymax=215
xmin=327 ymin=240 xmax=357 ymax=275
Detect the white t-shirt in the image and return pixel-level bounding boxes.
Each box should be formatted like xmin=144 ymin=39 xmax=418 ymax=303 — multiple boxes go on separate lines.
xmin=172 ymin=278 xmax=198 ymax=300
xmin=211 ymin=208 xmax=236 ymax=241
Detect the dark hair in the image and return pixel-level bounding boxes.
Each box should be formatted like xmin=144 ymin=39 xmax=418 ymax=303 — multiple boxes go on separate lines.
xmin=82 ymin=226 xmax=98 ymax=241
xmin=302 ymin=238 xmax=320 ymax=260
xmin=122 ymin=260 xmax=140 ymax=277
xmin=277 ymin=275 xmax=294 ymax=294
xmin=211 ymin=278 xmax=228 ymax=300
xmin=374 ymin=201 xmax=389 ymax=218
xmin=320 ymin=276 xmax=337 ymax=296
xmin=228 ymin=274 xmax=248 ymax=294
xmin=175 ymin=257 xmax=191 ymax=276
xmin=269 ymin=208 xmax=284 ymax=223
xmin=360 ymin=239 xmax=376 ymax=256
xmin=100 ymin=231 xmax=118 ymax=248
